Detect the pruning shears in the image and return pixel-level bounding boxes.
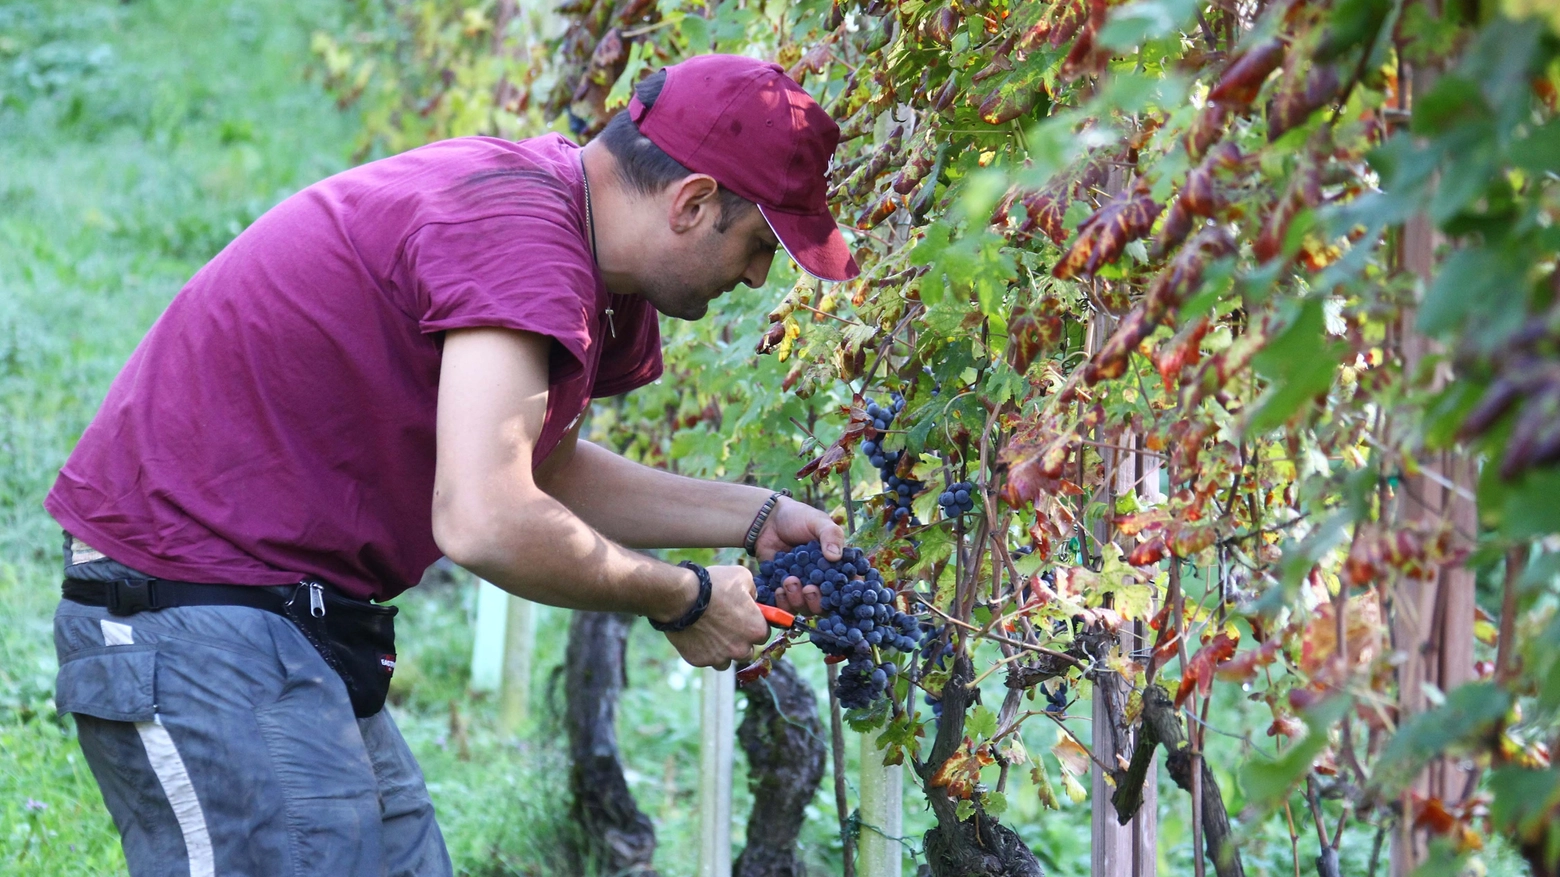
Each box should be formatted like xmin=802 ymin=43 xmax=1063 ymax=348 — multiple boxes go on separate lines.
xmin=739 ymin=603 xmax=814 ymax=684
xmin=758 ymin=603 xmax=800 ymax=630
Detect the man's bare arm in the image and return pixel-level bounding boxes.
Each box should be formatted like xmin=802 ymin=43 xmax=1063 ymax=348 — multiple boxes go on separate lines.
xmin=538 ymin=438 xmax=776 ymax=548
xmin=431 ymin=327 xmax=769 ymax=667
xmin=536 ymin=412 xmax=847 ymax=616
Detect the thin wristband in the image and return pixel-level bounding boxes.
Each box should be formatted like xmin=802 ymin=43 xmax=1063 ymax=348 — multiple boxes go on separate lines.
xmin=649 ymin=561 xmax=713 ymax=633
xmin=743 ymin=489 xmax=792 ymax=557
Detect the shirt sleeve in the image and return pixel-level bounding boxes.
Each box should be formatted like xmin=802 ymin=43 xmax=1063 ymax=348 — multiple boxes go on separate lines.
xmin=403 ymin=209 xmax=598 ymax=374
xmin=592 ymin=295 xmax=664 ymax=397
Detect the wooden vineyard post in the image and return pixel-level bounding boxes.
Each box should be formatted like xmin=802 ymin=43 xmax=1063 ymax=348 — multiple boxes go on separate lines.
xmin=698 ymin=665 xmax=736 ymax=877
xmin=470 ymin=579 xmax=536 ymax=733
xmin=858 ymin=729 xmax=904 ymax=877
xmin=855 ymin=112 xmax=911 ymax=877
xmin=498 ymin=595 xmax=535 ymax=733
xmin=1389 ymin=53 xmax=1477 ymax=874
xmin=469 ymin=578 xmax=508 ymax=694
xmin=1087 ymin=310 xmax=1159 ymax=877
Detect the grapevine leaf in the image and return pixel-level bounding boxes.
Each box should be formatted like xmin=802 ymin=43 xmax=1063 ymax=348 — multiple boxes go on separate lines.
xmin=1052 ymin=183 xmax=1163 ymax=280
xmin=1098 ymin=0 xmax=1196 ymax=50
xmin=1173 ymin=632 xmax=1239 ymax=707
xmin=1375 ymin=683 xmax=1512 ymax=794
xmin=1033 ymin=763 xmax=1061 ymax=809
xmin=967 ymin=705 xmax=998 ymax=738
xmin=1248 ymin=297 xmax=1344 ymax=433
xmin=1052 ymin=731 xmax=1093 ymax=776
xmin=1241 ymin=696 xmax=1351 ymax=811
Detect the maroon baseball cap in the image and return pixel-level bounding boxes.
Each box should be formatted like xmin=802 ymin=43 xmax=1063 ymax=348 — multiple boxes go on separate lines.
xmin=628 ymin=54 xmax=860 ymax=282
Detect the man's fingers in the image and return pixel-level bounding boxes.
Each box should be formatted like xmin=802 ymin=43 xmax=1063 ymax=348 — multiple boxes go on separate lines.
xmin=819 ymin=518 xmax=846 ymax=562
xmin=782 ymin=576 xmax=803 ymax=609
xmin=713 ymin=658 xmax=732 ymax=671
xmin=803 ymin=584 xmax=824 ymax=615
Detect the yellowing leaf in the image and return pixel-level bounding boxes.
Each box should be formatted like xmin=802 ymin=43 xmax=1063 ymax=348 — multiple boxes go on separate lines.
xmin=1052 ymin=732 xmax=1092 ymax=777
xmin=1063 ymin=771 xmax=1088 ymax=804
xmin=1033 ymin=763 xmax=1060 ymax=810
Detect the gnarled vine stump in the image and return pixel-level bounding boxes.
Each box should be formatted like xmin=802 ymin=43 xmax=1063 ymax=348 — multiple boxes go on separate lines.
xmin=734 ymin=658 xmax=827 ymax=877
xmin=565 ymin=611 xmax=658 ymax=876
xmin=917 ymin=655 xmax=1045 ymax=877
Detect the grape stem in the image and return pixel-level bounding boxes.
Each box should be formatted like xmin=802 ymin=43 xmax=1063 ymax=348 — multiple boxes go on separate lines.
xmin=1040 ymin=709 xmax=1118 ymax=776
xmin=913 ymin=597 xmax=1082 ymax=669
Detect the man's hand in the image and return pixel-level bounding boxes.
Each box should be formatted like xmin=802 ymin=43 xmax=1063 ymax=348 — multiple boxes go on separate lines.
xmin=663 ymin=565 xmax=771 ymax=670
xmin=754 ymin=497 xmax=846 ymax=617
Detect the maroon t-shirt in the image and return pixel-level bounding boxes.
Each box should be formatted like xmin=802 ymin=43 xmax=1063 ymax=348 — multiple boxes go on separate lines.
xmin=46 ymin=134 xmax=662 ymax=601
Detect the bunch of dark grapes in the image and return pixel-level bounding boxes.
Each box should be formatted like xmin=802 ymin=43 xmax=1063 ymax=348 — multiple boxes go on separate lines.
xmin=937 ymin=480 xmax=977 ymax=519
xmin=918 ymin=619 xmax=955 ymax=719
xmin=859 ymin=395 xmax=923 ymax=525
xmin=756 ymin=540 xmax=922 ymax=709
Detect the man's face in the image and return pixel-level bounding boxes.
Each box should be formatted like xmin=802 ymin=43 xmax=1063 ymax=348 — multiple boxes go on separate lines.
xmin=637 ymin=202 xmax=780 ymax=321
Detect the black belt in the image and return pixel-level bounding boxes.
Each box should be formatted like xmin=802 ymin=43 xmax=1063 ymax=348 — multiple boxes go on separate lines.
xmin=62 ymin=577 xmax=293 ymax=617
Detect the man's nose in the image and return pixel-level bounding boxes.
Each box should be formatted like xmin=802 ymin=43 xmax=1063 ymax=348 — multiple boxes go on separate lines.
xmin=741 ymin=250 xmax=775 ymax=288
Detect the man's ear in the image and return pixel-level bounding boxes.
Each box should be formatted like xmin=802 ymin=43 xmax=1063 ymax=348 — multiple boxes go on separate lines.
xmin=666 ymin=174 xmax=721 ymax=234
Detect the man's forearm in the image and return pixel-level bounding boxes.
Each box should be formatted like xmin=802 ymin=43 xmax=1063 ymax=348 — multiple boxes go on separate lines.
xmin=436 ymin=487 xmax=699 ymax=623
xmin=539 ymin=439 xmax=773 ymax=550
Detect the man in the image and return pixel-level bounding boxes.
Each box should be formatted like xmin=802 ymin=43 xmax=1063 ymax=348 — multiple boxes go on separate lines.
xmin=46 ymin=54 xmax=857 ymax=876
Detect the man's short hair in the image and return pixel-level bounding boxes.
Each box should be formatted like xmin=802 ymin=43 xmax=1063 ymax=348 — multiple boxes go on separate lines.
xmin=598 ymin=70 xmax=755 ymax=233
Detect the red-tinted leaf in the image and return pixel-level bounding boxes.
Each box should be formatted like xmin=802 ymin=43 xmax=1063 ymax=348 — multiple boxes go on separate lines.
xmin=1086 ymin=305 xmax=1162 ymax=385
xmin=1268 ymin=64 xmax=1342 ymax=141
xmin=1154 ymin=316 xmax=1211 ymax=390
xmin=857 ymin=190 xmax=902 ymax=229
xmin=1267 ymin=714 xmax=1306 ymax=738
xmin=1045 ymin=0 xmax=1090 ymax=48
xmin=1215 ymin=638 xmax=1281 ymax=682
xmin=1059 ymin=0 xmax=1108 ymax=81
xmin=756 ymin=320 xmax=787 ymax=355
xmin=1254 ymin=162 xmax=1322 ymax=263
xmin=1006 ymin=307 xmax=1044 ymax=373
xmin=1142 ymin=225 xmax=1237 ymax=316
xmin=1127 ymin=537 xmax=1167 ymax=567
xmin=1152 ymin=627 xmax=1182 ymax=662
xmin=1174 ymin=632 xmax=1239 ymax=707
xmin=930 ymin=741 xmax=995 ymax=799
xmin=1208 ymin=38 xmax=1286 ymax=108
xmin=1411 ymin=796 xmax=1459 ymax=835
xmin=1168 ymin=523 xmax=1216 ymax=557
xmin=892 ymin=132 xmax=938 ymax=194
xmin=928 ymin=74 xmax=960 ymax=112
xmin=924 ymin=6 xmax=959 ymax=46
xmin=1180 ymin=159 xmax=1223 ymax=217
xmin=1052 ymin=182 xmax=1163 ymax=280
xmin=979 ymin=80 xmax=1045 ymax=124
xmin=786 ymin=43 xmax=833 ymax=85
xmin=1184 ymin=102 xmax=1230 ymax=162
xmin=736 ymin=658 xmax=773 ymax=684
xmin=1117 ymin=508 xmax=1170 ymax=538
xmin=1151 ymin=197 xmax=1196 ymax=259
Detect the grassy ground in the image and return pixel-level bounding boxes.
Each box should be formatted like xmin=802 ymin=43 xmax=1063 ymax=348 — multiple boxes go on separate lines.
xmin=0 ymin=1 xmax=1534 ymax=875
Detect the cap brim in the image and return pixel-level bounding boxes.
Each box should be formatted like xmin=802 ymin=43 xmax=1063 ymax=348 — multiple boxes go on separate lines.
xmin=758 ymin=204 xmax=861 ymax=282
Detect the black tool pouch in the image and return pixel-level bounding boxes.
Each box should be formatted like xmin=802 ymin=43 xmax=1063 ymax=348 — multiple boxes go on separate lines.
xmin=283 ymin=581 xmax=398 ymax=718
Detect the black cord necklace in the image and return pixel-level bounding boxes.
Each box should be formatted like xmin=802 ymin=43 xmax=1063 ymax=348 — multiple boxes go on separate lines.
xmin=581 ymin=163 xmax=615 ymax=338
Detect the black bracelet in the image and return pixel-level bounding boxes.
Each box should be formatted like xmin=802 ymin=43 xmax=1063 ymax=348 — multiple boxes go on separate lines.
xmin=649 ymin=561 xmax=713 ymax=632
xmin=743 ymin=489 xmax=792 ymax=557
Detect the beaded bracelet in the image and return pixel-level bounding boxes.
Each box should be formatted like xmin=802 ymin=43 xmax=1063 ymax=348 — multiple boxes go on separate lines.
xmin=743 ymin=490 xmax=792 ymax=557
xmin=649 ymin=561 xmax=713 ymax=633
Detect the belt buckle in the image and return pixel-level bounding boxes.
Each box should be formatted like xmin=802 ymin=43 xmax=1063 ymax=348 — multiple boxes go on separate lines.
xmin=107 ymin=579 xmax=159 ymax=616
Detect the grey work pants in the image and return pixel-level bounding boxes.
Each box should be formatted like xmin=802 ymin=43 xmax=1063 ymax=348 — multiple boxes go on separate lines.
xmin=53 ymin=597 xmax=453 ymax=877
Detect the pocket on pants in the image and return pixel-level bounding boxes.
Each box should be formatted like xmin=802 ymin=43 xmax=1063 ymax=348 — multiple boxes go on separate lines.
xmin=56 ymin=645 xmax=158 ymax=722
